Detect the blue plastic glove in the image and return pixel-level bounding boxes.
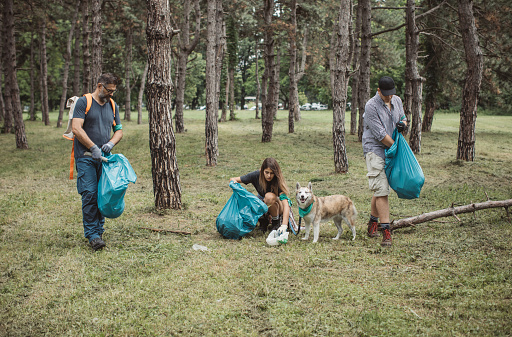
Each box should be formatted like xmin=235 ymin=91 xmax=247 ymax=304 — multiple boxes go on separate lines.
xmin=89 ymin=145 xmax=102 ymax=161
xmin=101 ymin=141 xmax=114 ymax=153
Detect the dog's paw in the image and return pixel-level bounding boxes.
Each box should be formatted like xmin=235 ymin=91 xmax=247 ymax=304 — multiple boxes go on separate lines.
xmin=301 ymin=237 xmax=308 ymax=241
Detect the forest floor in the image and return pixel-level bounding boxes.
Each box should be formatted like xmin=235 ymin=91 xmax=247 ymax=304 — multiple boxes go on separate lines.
xmin=1 ymin=109 xmax=511 ymax=336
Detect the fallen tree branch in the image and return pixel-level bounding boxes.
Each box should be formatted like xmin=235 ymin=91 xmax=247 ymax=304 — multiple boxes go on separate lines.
xmin=140 ymin=227 xmax=191 ymax=235
xmin=390 ymin=199 xmax=512 ymax=231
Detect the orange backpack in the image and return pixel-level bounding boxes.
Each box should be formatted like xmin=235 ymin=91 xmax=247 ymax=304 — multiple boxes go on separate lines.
xmin=64 ymin=93 xmax=116 ymax=179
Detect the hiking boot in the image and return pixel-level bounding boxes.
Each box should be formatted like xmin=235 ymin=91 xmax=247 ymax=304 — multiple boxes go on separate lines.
xmin=367 ymin=220 xmax=379 ymax=237
xmin=381 ymin=229 xmax=392 ymax=247
xmin=90 ymin=237 xmax=106 ymax=251
xmin=270 ymin=218 xmax=281 ymax=231
xmin=258 ymin=215 xmax=270 ymax=232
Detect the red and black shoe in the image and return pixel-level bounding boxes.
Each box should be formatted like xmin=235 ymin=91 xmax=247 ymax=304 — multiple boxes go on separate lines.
xmin=367 ymin=220 xmax=379 ymax=237
xmin=381 ymin=228 xmax=392 ymax=247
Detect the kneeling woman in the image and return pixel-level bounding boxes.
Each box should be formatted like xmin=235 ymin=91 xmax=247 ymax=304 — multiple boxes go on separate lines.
xmin=230 ymin=157 xmax=291 ymax=231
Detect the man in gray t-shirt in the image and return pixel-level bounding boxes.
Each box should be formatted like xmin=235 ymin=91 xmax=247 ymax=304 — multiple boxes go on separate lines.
xmin=362 ymin=76 xmax=407 ymax=247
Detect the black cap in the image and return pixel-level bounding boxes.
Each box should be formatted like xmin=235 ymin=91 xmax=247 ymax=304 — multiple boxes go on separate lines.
xmin=378 ymin=76 xmax=396 ymax=96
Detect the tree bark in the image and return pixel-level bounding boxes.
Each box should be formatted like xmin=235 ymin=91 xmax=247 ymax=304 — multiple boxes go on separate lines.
xmin=175 ymin=0 xmax=201 ymax=133
xmin=90 ymin=0 xmax=103 ymax=87
xmin=82 ymin=0 xmax=91 ymax=93
xmin=124 ymin=27 xmax=132 ymax=121
xmin=29 ymin=32 xmax=36 ymax=121
xmin=331 ymin=0 xmax=352 ymax=173
xmin=40 ymin=16 xmax=50 ymax=126
xmin=146 ymin=0 xmax=182 ymax=210
xmin=1 ymin=25 xmax=13 ymax=134
xmin=357 ymin=0 xmax=371 ymax=142
xmin=390 ymin=199 xmax=512 ymax=231
xmin=261 ymin=0 xmax=276 ymax=143
xmin=350 ymin=0 xmax=362 ymax=135
xmin=406 ymin=0 xmax=423 ymax=153
xmin=204 ymin=0 xmax=221 ymax=166
xmin=294 ymin=28 xmax=307 ymax=122
xmin=456 ymin=0 xmax=483 ymax=161
xmin=288 ymin=0 xmax=297 ymax=133
xmin=57 ymin=1 xmax=80 ymax=128
xmin=254 ymin=36 xmax=260 ymax=119
xmin=3 ymin=0 xmax=28 ymax=148
xmin=137 ymin=60 xmax=148 ymax=125
xmin=72 ymin=20 xmax=81 ymax=96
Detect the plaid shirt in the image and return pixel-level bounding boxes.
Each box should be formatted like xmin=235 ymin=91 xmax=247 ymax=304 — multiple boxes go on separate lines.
xmin=362 ymin=92 xmax=406 ymax=160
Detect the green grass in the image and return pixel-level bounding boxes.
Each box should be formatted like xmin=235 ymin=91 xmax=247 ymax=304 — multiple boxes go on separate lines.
xmin=1 ymin=109 xmax=511 ymax=336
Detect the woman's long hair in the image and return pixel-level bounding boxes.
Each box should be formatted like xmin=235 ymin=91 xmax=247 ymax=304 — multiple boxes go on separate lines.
xmin=259 ymin=157 xmax=289 ymax=196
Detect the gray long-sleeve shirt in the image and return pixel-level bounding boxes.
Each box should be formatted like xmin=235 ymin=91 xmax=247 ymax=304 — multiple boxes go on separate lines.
xmin=362 ymin=92 xmax=406 ymax=160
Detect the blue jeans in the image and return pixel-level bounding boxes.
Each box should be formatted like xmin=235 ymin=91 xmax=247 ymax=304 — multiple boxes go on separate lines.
xmin=76 ymin=157 xmax=105 ymax=242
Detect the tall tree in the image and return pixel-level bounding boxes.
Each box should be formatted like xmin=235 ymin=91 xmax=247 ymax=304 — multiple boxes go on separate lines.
xmin=124 ymin=27 xmax=133 ymax=121
xmin=205 ymin=0 xmax=221 ymax=166
xmin=261 ymin=0 xmax=276 ymax=143
xmin=350 ymin=0 xmax=362 ymax=135
xmin=57 ymin=1 xmax=81 ymax=128
xmin=226 ymin=15 xmax=238 ymax=121
xmin=288 ymin=0 xmax=298 ymax=133
xmin=40 ymin=15 xmax=50 ymax=126
xmin=175 ymin=0 xmax=201 ymax=133
xmin=146 ymin=0 xmax=182 ymax=209
xmin=90 ymin=0 xmax=102 ymax=87
xmin=406 ymin=0 xmax=423 ymax=153
xmin=330 ymin=0 xmax=352 ymax=173
xmin=456 ymin=0 xmax=483 ymax=161
xmin=82 ymin=0 xmax=91 ymax=93
xmin=3 ymin=0 xmax=28 ymax=148
xmin=357 ymin=0 xmax=371 ymax=142
xmin=137 ymin=60 xmax=148 ymax=124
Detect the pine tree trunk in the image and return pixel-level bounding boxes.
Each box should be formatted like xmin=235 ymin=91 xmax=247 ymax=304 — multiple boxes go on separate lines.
xmin=137 ymin=60 xmax=148 ymax=125
xmin=29 ymin=32 xmax=36 ymax=121
xmin=82 ymin=0 xmax=91 ymax=93
xmin=57 ymin=2 xmax=80 ymax=128
xmin=40 ymin=17 xmax=50 ymax=126
xmin=72 ymin=21 xmax=81 ymax=96
xmin=175 ymin=47 xmax=188 ymax=130
xmin=262 ymin=0 xmax=275 ymax=143
xmin=331 ymin=0 xmax=352 ymax=173
xmin=205 ymin=0 xmax=220 ymax=166
xmin=255 ymin=36 xmax=260 ymax=119
xmin=0 ymin=61 xmax=5 ymax=124
xmin=457 ymin=0 xmax=483 ymax=161
xmin=357 ymin=0 xmax=371 ymax=142
xmin=294 ymin=28 xmax=307 ymax=122
xmin=350 ymin=1 xmax=362 ymax=135
xmin=90 ymin=0 xmax=102 ymax=87
xmin=124 ymin=28 xmax=132 ymax=121
xmin=146 ymin=0 xmax=182 ymax=210
xmin=288 ymin=0 xmax=297 ymax=133
xmin=1 ymin=5 xmax=13 ymax=133
xmin=3 ymin=0 xmax=28 ymax=148
xmin=406 ymin=0 xmax=423 ymax=153
xmin=229 ymin=68 xmax=235 ymax=120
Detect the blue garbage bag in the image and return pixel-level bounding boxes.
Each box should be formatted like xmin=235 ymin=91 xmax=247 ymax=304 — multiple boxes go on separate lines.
xmin=98 ymin=153 xmax=137 ymax=218
xmin=216 ymin=181 xmax=269 ymax=240
xmin=385 ymin=129 xmax=425 ymax=199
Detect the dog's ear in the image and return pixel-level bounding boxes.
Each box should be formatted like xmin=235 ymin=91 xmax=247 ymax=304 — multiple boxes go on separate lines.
xmin=296 ymin=182 xmax=300 ymax=191
xmin=308 ymin=181 xmax=312 ymax=191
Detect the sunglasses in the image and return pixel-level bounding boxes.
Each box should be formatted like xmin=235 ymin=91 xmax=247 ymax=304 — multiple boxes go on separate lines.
xmin=101 ymin=83 xmax=117 ymax=95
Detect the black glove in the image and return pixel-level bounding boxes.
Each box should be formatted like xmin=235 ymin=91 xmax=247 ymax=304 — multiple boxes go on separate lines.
xmin=396 ymin=121 xmax=406 ymax=132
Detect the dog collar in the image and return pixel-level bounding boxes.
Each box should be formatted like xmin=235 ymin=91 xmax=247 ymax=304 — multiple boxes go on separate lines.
xmin=298 ymin=201 xmax=314 ymax=217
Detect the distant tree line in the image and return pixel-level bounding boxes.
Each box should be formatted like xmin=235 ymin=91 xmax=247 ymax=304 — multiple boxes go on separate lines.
xmin=1 ymin=0 xmax=509 ymax=209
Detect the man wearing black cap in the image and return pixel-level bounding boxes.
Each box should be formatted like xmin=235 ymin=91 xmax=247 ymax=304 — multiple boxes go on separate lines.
xmin=362 ymin=76 xmax=407 ymax=247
